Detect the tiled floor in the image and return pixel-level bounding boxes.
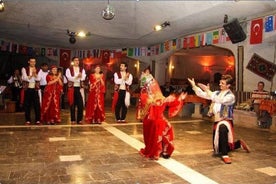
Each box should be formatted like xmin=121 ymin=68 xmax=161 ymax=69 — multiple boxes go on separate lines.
xmin=0 ymin=106 xmax=275 ymax=184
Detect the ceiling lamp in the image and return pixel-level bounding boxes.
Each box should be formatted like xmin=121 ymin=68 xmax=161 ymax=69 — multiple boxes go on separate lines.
xmin=154 ymin=21 xmax=170 ymax=31
xmin=66 ymin=30 xmax=91 ymax=44
xmin=0 ymin=0 xmax=4 ymax=12
xmin=102 ymin=0 xmax=115 ymax=20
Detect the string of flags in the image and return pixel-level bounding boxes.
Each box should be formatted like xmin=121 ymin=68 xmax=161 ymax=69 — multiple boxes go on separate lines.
xmin=1 ymin=14 xmax=276 ymax=58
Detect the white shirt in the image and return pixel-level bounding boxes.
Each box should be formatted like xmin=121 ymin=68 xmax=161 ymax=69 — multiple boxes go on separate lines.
xmin=38 ymin=69 xmax=49 ymax=86
xmin=114 ymin=71 xmax=133 ymax=90
xmin=21 ymin=67 xmax=41 ymax=88
xmin=65 ymin=66 xmax=86 ymax=87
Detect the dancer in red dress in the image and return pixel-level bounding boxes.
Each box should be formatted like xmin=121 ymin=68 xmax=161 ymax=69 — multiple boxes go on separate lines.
xmin=85 ymin=65 xmax=106 ymax=124
xmin=139 ymin=73 xmax=186 ymax=160
xmin=41 ymin=66 xmax=63 ymax=124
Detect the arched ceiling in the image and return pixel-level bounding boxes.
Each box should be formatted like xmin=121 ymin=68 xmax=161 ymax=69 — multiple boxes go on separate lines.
xmin=0 ymin=1 xmax=276 ymax=49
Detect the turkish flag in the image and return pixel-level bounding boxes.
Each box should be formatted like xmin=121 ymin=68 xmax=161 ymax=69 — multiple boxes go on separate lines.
xmin=250 ymin=18 xmax=263 ymax=44
xmin=101 ymin=50 xmax=110 ymax=64
xmin=60 ymin=49 xmax=71 ymax=68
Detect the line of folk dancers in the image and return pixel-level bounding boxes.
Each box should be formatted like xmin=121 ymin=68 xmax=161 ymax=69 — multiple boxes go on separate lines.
xmin=18 ymin=56 xmax=250 ymax=164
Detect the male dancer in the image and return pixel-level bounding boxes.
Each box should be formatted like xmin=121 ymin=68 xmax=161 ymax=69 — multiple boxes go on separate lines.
xmin=65 ymin=57 xmax=86 ymax=124
xmin=188 ymin=75 xmax=250 ymax=164
xmin=21 ymin=57 xmax=41 ymax=125
xmin=112 ymin=62 xmax=133 ymax=123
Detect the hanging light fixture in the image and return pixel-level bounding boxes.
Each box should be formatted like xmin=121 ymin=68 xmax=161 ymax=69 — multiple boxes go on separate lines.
xmin=0 ymin=0 xmax=5 ymax=12
xmin=154 ymin=21 xmax=170 ymax=31
xmin=66 ymin=29 xmax=91 ymax=44
xmin=102 ymin=0 xmax=115 ymax=20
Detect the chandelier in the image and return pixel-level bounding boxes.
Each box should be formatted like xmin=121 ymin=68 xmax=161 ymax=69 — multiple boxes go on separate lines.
xmin=102 ymin=0 xmax=115 ymax=20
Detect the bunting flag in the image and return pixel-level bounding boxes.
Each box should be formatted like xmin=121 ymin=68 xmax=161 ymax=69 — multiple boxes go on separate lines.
xmin=1 ymin=41 xmax=10 ymax=51
xmin=160 ymin=43 xmax=164 ymax=53
xmin=246 ymin=53 xmax=276 ymax=81
xmin=150 ymin=46 xmax=155 ymax=55
xmin=164 ymin=40 xmax=170 ymax=51
xmin=177 ymin=38 xmax=182 ymax=49
xmin=93 ymin=49 xmax=101 ymax=58
xmin=41 ymin=48 xmax=46 ymax=56
xmin=141 ymin=47 xmax=147 ymax=56
xmin=27 ymin=47 xmax=34 ymax=56
xmin=188 ymin=36 xmax=195 ymax=48
xmin=250 ymin=18 xmax=263 ymax=44
xmin=11 ymin=43 xmax=19 ymax=53
xmin=172 ymin=39 xmax=177 ymax=50
xmin=194 ymin=35 xmax=200 ymax=47
xmin=183 ymin=37 xmax=188 ymax=49
xmin=147 ymin=47 xmax=151 ymax=56
xmin=47 ymin=48 xmax=53 ymax=56
xmin=114 ymin=49 xmax=122 ymax=58
xmin=122 ymin=48 xmax=127 ymax=57
xmin=200 ymin=33 xmax=206 ymax=46
xmin=127 ymin=48 xmax=134 ymax=57
xmin=206 ymin=32 xmax=213 ymax=45
xmin=265 ymin=15 xmax=274 ymax=32
xmin=134 ymin=48 xmax=140 ymax=56
xmin=60 ymin=49 xmax=71 ymax=68
xmin=87 ymin=50 xmax=92 ymax=58
xmin=53 ymin=48 xmax=58 ymax=56
xmin=155 ymin=45 xmax=160 ymax=55
xmin=101 ymin=50 xmax=110 ymax=64
xmin=110 ymin=50 xmax=114 ymax=58
xmin=19 ymin=45 xmax=28 ymax=55
xmin=213 ymin=30 xmax=219 ymax=44
xmin=220 ymin=29 xmax=227 ymax=43
xmin=34 ymin=48 xmax=41 ymax=56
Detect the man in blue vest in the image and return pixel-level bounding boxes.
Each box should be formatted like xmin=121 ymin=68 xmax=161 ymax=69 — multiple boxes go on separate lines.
xmin=188 ymin=74 xmax=250 ymax=164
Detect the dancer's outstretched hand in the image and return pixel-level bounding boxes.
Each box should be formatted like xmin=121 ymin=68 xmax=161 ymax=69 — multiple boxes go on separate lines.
xmin=198 ymin=83 xmax=210 ymax=92
xmin=187 ymin=78 xmax=195 ymax=87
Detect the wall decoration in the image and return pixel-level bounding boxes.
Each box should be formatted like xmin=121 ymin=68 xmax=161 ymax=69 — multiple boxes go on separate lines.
xmin=246 ymin=53 xmax=276 ymax=81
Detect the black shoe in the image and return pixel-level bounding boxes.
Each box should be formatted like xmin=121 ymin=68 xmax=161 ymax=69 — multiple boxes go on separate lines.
xmin=161 ymin=153 xmax=170 ymax=159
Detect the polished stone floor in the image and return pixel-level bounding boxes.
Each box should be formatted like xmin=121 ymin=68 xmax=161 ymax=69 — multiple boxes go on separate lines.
xmin=0 ymin=105 xmax=275 ymax=184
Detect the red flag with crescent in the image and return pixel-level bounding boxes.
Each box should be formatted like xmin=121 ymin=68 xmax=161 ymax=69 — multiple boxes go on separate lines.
xmin=60 ymin=49 xmax=71 ymax=68
xmin=101 ymin=50 xmax=110 ymax=64
xmin=250 ymin=18 xmax=263 ymax=44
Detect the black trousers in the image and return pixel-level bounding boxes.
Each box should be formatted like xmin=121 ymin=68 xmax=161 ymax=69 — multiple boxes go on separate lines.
xmin=24 ymin=88 xmax=40 ymax=122
xmin=70 ymin=87 xmax=83 ymax=123
xmin=214 ymin=124 xmax=241 ymax=156
xmin=115 ymin=90 xmax=127 ymax=121
xmin=11 ymin=86 xmax=21 ymax=111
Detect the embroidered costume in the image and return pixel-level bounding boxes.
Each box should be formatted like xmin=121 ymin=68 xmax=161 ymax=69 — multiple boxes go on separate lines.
xmin=85 ymin=73 xmax=106 ymax=124
xmin=41 ymin=74 xmax=63 ymax=124
xmin=139 ymin=78 xmax=185 ymax=160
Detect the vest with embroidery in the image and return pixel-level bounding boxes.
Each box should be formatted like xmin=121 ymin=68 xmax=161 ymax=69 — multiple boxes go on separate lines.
xmin=22 ymin=66 xmax=40 ymax=90
xmin=68 ymin=66 xmax=84 ymax=88
xmin=216 ymin=90 xmax=234 ymax=120
xmin=114 ymin=72 xmax=130 ymax=92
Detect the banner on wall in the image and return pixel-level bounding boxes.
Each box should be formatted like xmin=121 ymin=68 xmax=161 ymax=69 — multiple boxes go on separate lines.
xmin=250 ymin=18 xmax=263 ymax=44
xmin=60 ymin=49 xmax=71 ymax=68
xmin=246 ymin=53 xmax=276 ymax=81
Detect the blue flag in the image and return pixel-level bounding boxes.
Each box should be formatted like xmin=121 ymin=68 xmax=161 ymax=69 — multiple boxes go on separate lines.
xmin=265 ymin=16 xmax=274 ymax=32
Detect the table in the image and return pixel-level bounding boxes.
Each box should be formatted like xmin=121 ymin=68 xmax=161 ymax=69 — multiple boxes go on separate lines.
xmin=184 ymin=95 xmax=210 ymax=118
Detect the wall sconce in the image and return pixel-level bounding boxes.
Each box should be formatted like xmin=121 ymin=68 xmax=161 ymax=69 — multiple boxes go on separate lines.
xmin=102 ymin=0 xmax=115 ymax=20
xmin=154 ymin=21 xmax=170 ymax=31
xmin=170 ymin=65 xmax=175 ymax=70
xmin=0 ymin=0 xmax=4 ymax=12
